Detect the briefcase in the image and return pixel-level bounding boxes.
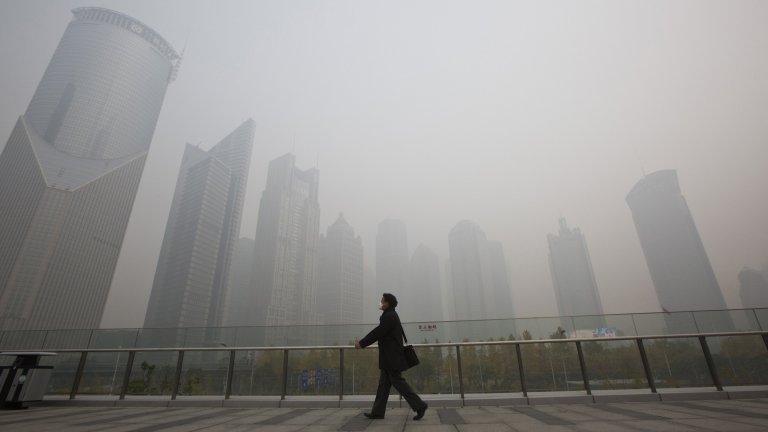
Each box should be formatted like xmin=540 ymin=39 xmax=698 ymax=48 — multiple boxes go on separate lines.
xmin=401 ymin=326 xmax=420 ymax=369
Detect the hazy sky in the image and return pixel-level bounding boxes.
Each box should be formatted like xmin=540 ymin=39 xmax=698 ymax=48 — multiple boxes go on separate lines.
xmin=1 ymin=0 xmax=767 ymax=328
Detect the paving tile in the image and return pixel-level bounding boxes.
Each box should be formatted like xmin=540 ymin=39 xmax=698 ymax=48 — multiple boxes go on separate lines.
xmin=672 ymin=418 xmax=766 ymax=431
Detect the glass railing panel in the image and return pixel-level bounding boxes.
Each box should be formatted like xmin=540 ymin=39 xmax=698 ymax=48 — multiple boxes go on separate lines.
xmin=135 ymin=328 xmax=187 ymax=348
xmin=644 ymin=337 xmax=712 ymax=389
xmin=573 ymin=314 xmax=636 ymax=338
xmin=694 ymin=310 xmax=760 ymax=333
xmin=404 ymin=346 xmax=460 ymax=394
xmin=183 ymin=327 xmax=237 ymax=348
xmin=0 ymin=330 xmax=47 ymax=350
xmin=177 ymin=350 xmax=229 ymax=396
xmin=42 ymin=352 xmax=81 ymax=395
xmin=460 ymin=343 xmax=522 ymax=394
xmin=78 ymin=351 xmax=128 ymax=396
xmin=230 ymin=350 xmax=283 ymax=396
xmin=520 ymin=341 xmax=584 ymax=392
xmin=286 ymin=349 xmax=340 ymax=396
xmin=233 ymin=326 xmax=268 ymax=347
xmin=632 ymin=312 xmax=698 ymax=335
xmin=343 ymin=348 xmax=380 ymax=395
xmin=755 ymin=309 xmax=768 ymax=330
xmin=707 ymin=335 xmax=768 ymax=387
xmin=89 ymin=329 xmax=138 ymax=349
xmin=125 ymin=351 xmax=178 ymax=396
xmin=43 ymin=329 xmax=92 ymax=350
xmin=537 ymin=317 xmax=574 ymax=339
xmin=582 ymin=340 xmax=648 ymax=390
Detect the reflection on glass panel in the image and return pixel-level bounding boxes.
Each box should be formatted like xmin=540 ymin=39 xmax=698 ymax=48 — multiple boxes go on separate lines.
xmin=89 ymin=329 xmax=138 ymax=349
xmin=135 ymin=328 xmax=187 ymax=348
xmin=0 ymin=330 xmax=46 ymax=350
xmin=286 ymin=349 xmax=339 ymax=396
xmin=126 ymin=351 xmax=178 ymax=396
xmin=537 ymin=318 xmax=574 ymax=340
xmin=184 ymin=328 xmax=237 ymax=348
xmin=694 ymin=310 xmax=759 ymax=333
xmin=231 ymin=350 xmax=283 ymax=396
xmin=178 ymin=350 xmax=229 ymax=396
xmin=645 ymin=338 xmax=712 ymax=388
xmin=79 ymin=352 xmax=128 ymax=395
xmin=234 ymin=327 xmax=267 ymax=347
xmin=582 ymin=340 xmax=647 ymax=390
xmin=755 ymin=309 xmax=768 ymax=330
xmin=461 ymin=344 xmax=521 ymax=394
xmin=404 ymin=346 xmax=459 ymax=394
xmin=708 ymin=335 xmax=768 ymax=386
xmin=632 ymin=312 xmax=697 ymax=335
xmin=43 ymin=329 xmax=92 ymax=349
xmin=42 ymin=352 xmax=81 ymax=395
xmin=573 ymin=315 xmax=636 ymax=338
xmin=343 ymin=348 xmax=380 ymax=395
xmin=520 ymin=342 xmax=584 ymax=392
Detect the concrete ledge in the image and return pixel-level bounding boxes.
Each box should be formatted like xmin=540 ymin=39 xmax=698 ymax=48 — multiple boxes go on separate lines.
xmin=464 ymin=396 xmax=527 ymax=407
xmin=339 ymin=399 xmax=400 ymax=408
xmin=658 ymin=390 xmax=729 ymax=401
xmin=280 ymin=397 xmax=340 ymax=408
xmin=528 ymin=394 xmax=594 ymax=405
xmin=168 ymin=399 xmax=224 ymax=407
xmin=593 ymin=392 xmax=661 ymax=403
xmin=223 ymin=398 xmax=280 ymax=408
xmin=115 ymin=399 xmax=171 ymax=407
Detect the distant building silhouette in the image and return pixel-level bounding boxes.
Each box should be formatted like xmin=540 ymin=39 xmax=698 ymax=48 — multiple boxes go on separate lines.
xmin=408 ymin=244 xmax=444 ymax=322
xmin=487 ymin=241 xmax=515 ymax=318
xmin=224 ymin=238 xmax=256 ymax=326
xmin=547 ymin=218 xmax=604 ymax=317
xmin=363 ymin=265 xmax=378 ymax=323
xmin=738 ymin=267 xmax=768 ymax=308
xmin=448 ymin=220 xmax=513 ymax=320
xmin=626 ymin=170 xmax=727 ymax=312
xmin=0 ymin=8 xmax=180 ymax=330
xmin=250 ymin=153 xmax=320 ymax=325
xmin=144 ymin=120 xmax=255 ymax=330
xmin=317 ymin=214 xmax=364 ymax=324
xmin=376 ymin=219 xmax=409 ymax=307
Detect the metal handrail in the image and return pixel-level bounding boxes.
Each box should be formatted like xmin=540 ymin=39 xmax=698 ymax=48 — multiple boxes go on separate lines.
xmin=8 ymin=329 xmax=767 ymax=404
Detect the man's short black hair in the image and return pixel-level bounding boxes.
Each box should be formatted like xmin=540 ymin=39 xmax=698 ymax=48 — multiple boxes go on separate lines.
xmin=382 ymin=293 xmax=398 ymax=308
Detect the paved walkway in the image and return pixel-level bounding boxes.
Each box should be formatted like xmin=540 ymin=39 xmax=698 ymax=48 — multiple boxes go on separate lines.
xmin=2 ymin=398 xmax=768 ymax=431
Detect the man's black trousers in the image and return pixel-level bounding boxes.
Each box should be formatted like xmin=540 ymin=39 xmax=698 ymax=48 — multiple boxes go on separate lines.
xmin=371 ymin=369 xmax=427 ymax=415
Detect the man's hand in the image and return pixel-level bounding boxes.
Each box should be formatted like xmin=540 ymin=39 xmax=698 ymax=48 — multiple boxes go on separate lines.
xmin=354 ymin=339 xmax=362 ymax=349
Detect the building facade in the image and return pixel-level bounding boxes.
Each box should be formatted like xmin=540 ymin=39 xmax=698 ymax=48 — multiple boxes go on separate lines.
xmin=626 ymin=170 xmax=727 ymax=312
xmin=375 ymin=219 xmax=409 ymax=307
xmin=143 ymin=120 xmax=255 ymax=330
xmin=448 ymin=220 xmax=513 ymax=320
xmin=225 ymin=237 xmax=256 ymax=326
xmin=408 ymin=244 xmax=444 ymax=322
xmin=250 ymin=153 xmax=320 ymax=326
xmin=0 ymin=7 xmax=180 ymax=330
xmin=317 ymin=214 xmax=364 ymax=324
xmin=547 ymin=218 xmax=604 ymax=317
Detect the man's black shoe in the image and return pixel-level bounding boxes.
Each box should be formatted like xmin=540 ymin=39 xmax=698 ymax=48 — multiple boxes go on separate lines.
xmin=413 ymin=405 xmax=428 ymax=420
xmin=363 ymin=412 xmax=384 ymax=419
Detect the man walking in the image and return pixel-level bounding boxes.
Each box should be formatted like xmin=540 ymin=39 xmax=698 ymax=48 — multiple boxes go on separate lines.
xmin=355 ymin=293 xmax=428 ymax=420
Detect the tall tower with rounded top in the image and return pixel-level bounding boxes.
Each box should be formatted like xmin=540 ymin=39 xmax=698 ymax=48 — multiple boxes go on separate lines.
xmin=0 ymin=8 xmax=179 ymax=330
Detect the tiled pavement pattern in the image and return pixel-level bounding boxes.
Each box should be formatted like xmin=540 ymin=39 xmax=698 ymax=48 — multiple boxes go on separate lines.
xmin=2 ymin=399 xmax=768 ymax=431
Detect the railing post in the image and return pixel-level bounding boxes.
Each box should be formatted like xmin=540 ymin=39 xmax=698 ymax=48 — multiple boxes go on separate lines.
xmin=69 ymin=351 xmax=88 ymax=400
xmin=574 ymin=341 xmax=591 ymax=395
xmin=455 ymin=345 xmax=465 ymax=405
xmin=171 ymin=350 xmax=184 ymax=400
xmin=515 ymin=343 xmax=527 ymax=397
xmin=635 ymin=339 xmax=656 ymax=393
xmin=280 ymin=349 xmax=289 ymax=400
xmin=762 ymin=334 xmax=768 ymax=353
xmin=225 ymin=349 xmax=235 ymax=399
xmin=698 ymin=336 xmax=723 ymax=391
xmin=338 ymin=348 xmax=344 ymax=401
xmin=119 ymin=350 xmax=136 ymax=400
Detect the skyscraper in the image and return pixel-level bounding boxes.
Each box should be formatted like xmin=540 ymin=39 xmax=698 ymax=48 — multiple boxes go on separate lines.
xmin=317 ymin=214 xmax=364 ymax=324
xmin=376 ymin=219 xmax=409 ymax=307
xmin=224 ymin=238 xmax=256 ymax=327
xmin=250 ymin=153 xmax=320 ymax=326
xmin=448 ymin=220 xmax=512 ymax=320
xmin=547 ymin=218 xmax=604 ymax=317
xmin=626 ymin=170 xmax=727 ymax=312
xmin=0 ymin=8 xmax=180 ymax=331
xmin=143 ymin=120 xmax=255 ymax=329
xmin=738 ymin=267 xmax=768 ymax=308
xmin=408 ymin=244 xmax=443 ymax=322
